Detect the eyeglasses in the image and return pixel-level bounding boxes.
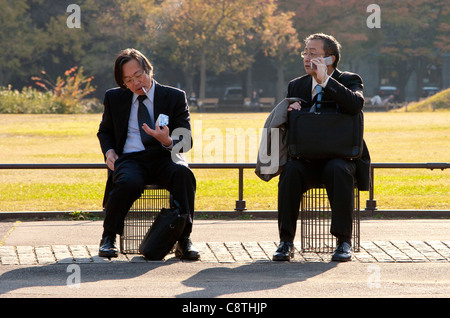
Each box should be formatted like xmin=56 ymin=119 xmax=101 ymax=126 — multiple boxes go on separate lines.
xmin=123 ymin=70 xmax=146 ymax=86
xmin=300 ymin=51 xmax=323 ymax=59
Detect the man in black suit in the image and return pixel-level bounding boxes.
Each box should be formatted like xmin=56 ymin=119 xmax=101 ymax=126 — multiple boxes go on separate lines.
xmin=273 ymin=33 xmax=370 ymax=262
xmin=97 ymin=48 xmax=199 ymax=260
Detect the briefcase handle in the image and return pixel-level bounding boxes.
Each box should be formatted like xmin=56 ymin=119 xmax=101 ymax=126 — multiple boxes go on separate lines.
xmin=169 ymin=194 xmax=183 ymax=212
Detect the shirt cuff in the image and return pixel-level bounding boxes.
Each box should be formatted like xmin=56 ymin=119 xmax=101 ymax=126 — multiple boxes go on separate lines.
xmin=162 ymin=139 xmax=174 ymax=150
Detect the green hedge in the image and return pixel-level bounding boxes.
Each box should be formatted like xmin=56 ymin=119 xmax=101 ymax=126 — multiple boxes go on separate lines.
xmin=0 ymin=86 xmax=102 ymax=114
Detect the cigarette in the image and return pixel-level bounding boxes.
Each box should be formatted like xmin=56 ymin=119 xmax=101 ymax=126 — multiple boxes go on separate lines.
xmin=142 ymin=86 xmax=147 ymax=94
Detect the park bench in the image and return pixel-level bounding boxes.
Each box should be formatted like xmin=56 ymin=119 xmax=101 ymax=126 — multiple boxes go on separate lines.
xmin=198 ymin=98 xmax=219 ymax=112
xmin=245 ymin=97 xmax=276 ymax=111
xmin=259 ymin=97 xmax=276 ymax=109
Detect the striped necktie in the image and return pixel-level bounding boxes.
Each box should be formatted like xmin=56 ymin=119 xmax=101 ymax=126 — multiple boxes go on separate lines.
xmin=310 ymin=84 xmax=324 ymax=113
xmin=315 ymin=85 xmax=323 ymax=110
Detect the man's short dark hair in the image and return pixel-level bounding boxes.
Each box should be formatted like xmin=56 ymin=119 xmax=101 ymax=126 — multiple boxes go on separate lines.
xmin=114 ymin=48 xmax=153 ymax=89
xmin=305 ymin=33 xmax=341 ymax=69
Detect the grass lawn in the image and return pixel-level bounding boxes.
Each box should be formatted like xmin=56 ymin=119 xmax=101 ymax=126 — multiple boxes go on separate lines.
xmin=0 ymin=112 xmax=449 ymax=212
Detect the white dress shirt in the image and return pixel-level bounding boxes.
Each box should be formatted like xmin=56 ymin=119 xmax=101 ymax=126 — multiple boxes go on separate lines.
xmin=123 ymin=80 xmax=156 ymax=154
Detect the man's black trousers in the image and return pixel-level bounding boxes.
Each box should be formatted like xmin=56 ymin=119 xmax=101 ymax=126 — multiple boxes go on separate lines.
xmin=278 ymin=157 xmax=356 ymax=243
xmin=103 ymin=149 xmax=196 ymax=239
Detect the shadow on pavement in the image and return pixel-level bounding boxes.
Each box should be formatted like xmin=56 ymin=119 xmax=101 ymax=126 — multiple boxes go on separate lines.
xmin=0 ymin=260 xmax=338 ymax=297
xmin=0 ymin=261 xmax=168 ymax=296
xmin=178 ymin=262 xmax=338 ymax=298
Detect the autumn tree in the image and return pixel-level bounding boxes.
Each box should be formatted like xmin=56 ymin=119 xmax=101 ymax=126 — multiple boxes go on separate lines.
xmin=146 ymin=0 xmax=264 ymax=100
xmin=40 ymin=0 xmax=155 ymax=95
xmin=1 ymin=0 xmax=447 ymax=102
xmin=284 ymin=0 xmax=369 ymax=69
xmin=283 ymin=0 xmax=449 ymax=100
xmin=259 ymin=0 xmax=301 ymax=102
xmin=375 ymin=0 xmax=449 ymax=99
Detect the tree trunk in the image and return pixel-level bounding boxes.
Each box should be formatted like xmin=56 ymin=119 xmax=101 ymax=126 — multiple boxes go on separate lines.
xmin=276 ymin=60 xmax=285 ymax=103
xmin=246 ymin=65 xmax=253 ymax=98
xmin=184 ymin=71 xmax=194 ymax=96
xmin=199 ymin=51 xmax=206 ymax=100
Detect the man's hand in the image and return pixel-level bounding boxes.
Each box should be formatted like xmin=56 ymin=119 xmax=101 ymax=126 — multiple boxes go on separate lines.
xmin=311 ymin=57 xmax=329 ymax=84
xmin=105 ymin=149 xmax=119 ymax=171
xmin=142 ymin=123 xmax=172 ymax=147
xmin=288 ymin=101 xmax=302 ymax=112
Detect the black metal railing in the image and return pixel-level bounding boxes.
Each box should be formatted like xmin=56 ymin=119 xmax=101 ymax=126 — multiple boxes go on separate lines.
xmin=0 ymin=163 xmax=254 ymax=213
xmin=366 ymin=162 xmax=449 ymax=214
xmin=0 ymin=162 xmax=448 ymax=215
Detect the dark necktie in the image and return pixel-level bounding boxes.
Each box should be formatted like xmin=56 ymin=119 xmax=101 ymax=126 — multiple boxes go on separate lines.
xmin=137 ymin=95 xmax=154 ymax=147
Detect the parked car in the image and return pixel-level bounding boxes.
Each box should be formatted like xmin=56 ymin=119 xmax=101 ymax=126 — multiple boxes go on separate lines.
xmin=221 ymin=86 xmax=244 ymax=106
xmin=421 ymin=86 xmax=440 ymax=98
xmin=378 ymin=85 xmax=399 ymax=102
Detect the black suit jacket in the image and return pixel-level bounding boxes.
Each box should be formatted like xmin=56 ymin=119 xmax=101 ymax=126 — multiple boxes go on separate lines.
xmin=98 ymin=81 xmax=191 ymax=157
xmin=97 ymin=81 xmax=192 ymax=206
xmin=286 ymin=69 xmax=371 ymax=190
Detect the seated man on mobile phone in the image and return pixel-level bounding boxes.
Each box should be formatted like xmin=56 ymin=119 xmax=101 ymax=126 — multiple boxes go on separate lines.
xmin=273 ymin=33 xmax=371 ymax=262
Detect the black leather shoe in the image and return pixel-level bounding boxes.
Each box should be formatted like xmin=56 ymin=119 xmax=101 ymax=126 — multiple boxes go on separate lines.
xmin=175 ymin=237 xmax=200 ymax=260
xmin=332 ymin=241 xmax=352 ymax=262
xmin=272 ymin=242 xmax=295 ymax=261
xmin=98 ymin=236 xmax=118 ymax=258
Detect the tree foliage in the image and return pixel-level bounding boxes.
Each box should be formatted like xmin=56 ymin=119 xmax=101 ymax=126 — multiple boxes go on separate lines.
xmin=0 ymin=0 xmax=448 ymax=104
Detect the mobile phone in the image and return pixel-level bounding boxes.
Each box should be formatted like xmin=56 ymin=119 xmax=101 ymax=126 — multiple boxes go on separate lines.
xmin=156 ymin=114 xmax=169 ymax=126
xmin=311 ymin=56 xmax=333 ymax=70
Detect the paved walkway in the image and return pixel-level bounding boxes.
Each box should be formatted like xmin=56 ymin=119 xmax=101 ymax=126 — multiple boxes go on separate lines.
xmin=1 ymin=219 xmax=449 ymax=265
xmin=1 ymin=240 xmax=450 ymax=265
xmin=1 ymin=219 xmax=449 ymax=298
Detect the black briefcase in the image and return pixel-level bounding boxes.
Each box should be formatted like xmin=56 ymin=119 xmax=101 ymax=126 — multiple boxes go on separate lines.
xmin=287 ymin=110 xmax=364 ymax=159
xmin=139 ymin=197 xmax=187 ymax=260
